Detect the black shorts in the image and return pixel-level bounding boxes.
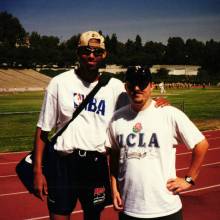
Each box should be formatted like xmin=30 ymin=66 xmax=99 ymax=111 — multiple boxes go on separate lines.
xmin=46 ymin=149 xmax=112 ymax=215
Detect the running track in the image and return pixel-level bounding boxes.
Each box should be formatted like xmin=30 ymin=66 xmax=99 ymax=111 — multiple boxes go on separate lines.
xmin=0 ymin=130 xmax=220 ymax=220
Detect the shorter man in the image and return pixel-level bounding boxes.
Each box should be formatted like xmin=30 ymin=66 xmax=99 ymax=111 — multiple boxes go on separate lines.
xmin=108 ymin=66 xmax=209 ymax=220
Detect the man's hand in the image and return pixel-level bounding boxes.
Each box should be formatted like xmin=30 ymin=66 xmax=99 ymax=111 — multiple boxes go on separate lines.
xmin=112 ymin=190 xmax=124 ymax=211
xmin=33 ymin=172 xmax=48 ymax=200
xmin=154 ymin=97 xmax=170 ymax=107
xmin=166 ymin=177 xmax=192 ymax=194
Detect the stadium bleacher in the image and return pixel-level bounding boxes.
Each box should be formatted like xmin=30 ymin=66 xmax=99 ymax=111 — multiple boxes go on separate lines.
xmin=0 ymin=69 xmax=51 ymax=92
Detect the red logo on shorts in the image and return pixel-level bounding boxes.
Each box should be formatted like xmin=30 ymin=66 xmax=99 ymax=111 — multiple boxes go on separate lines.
xmin=93 ymin=187 xmax=106 ymax=205
xmin=94 ymin=187 xmax=105 ymax=196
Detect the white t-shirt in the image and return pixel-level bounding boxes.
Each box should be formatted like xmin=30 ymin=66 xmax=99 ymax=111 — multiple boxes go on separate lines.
xmin=37 ymin=69 xmax=127 ymax=153
xmin=108 ymin=100 xmax=205 ymax=218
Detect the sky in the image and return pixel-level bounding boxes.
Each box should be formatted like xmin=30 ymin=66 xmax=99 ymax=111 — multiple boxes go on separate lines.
xmin=1 ymin=0 xmax=220 ymax=44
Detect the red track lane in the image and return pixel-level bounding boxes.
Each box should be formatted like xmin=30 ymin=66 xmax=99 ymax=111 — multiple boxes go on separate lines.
xmin=0 ymin=163 xmax=17 ymax=176
xmin=0 ymin=176 xmax=25 ymax=194
xmin=178 ymin=165 xmax=220 ymax=190
xmin=0 ymin=191 xmax=117 ymax=220
xmin=182 ymin=190 xmax=220 ymax=220
xmin=0 ymin=130 xmax=219 ymax=220
xmin=176 ymin=148 xmax=220 ymax=169
xmin=0 ymin=193 xmax=49 ymax=219
xmin=0 ymin=151 xmax=30 ymax=162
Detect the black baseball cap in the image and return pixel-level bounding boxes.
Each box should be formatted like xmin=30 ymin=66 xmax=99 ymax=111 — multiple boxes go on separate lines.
xmin=125 ymin=66 xmax=152 ymax=90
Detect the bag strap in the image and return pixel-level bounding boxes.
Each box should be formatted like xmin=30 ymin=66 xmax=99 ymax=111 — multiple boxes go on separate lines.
xmin=50 ymin=73 xmax=112 ymax=144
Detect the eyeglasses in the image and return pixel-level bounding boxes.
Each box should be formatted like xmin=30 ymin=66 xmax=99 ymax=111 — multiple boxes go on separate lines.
xmin=127 ymin=80 xmax=150 ymax=91
xmin=78 ymin=47 xmax=105 ymax=56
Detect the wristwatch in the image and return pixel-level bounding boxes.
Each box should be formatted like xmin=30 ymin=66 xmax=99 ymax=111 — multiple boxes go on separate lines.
xmin=185 ymin=176 xmax=195 ymax=185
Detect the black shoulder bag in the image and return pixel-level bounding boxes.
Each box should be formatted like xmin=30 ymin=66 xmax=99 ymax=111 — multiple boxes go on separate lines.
xmin=16 ymin=73 xmax=112 ymax=193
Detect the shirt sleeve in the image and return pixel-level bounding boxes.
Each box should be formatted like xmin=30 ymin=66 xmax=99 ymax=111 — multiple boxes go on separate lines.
xmin=112 ymin=79 xmax=130 ymax=110
xmin=107 ymin=115 xmax=122 ymax=150
xmin=106 ymin=123 xmax=114 ymax=149
xmin=173 ymin=108 xmax=205 ymax=149
xmin=37 ymin=79 xmax=58 ymax=131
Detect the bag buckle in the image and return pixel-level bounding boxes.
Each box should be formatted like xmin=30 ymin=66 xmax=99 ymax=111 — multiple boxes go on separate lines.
xmin=78 ymin=150 xmax=87 ymax=157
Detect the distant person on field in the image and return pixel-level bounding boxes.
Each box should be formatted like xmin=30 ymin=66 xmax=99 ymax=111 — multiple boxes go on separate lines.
xmin=159 ymin=81 xmax=166 ymax=94
xmin=32 ymin=31 xmax=169 ymax=220
xmin=108 ymin=66 xmax=209 ymax=220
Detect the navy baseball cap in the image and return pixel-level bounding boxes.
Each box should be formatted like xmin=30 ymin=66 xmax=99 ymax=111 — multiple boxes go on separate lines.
xmin=125 ymin=66 xmax=152 ymax=90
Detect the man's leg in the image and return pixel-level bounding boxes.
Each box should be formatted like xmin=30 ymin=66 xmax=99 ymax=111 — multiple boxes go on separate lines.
xmin=79 ymin=184 xmax=105 ymax=220
xmin=46 ymin=153 xmax=77 ymax=220
xmin=77 ymin=152 xmax=111 ymax=220
xmin=119 ymin=212 xmax=134 ymax=220
xmin=83 ymin=208 xmax=102 ymax=220
xmin=49 ymin=213 xmax=71 ymax=220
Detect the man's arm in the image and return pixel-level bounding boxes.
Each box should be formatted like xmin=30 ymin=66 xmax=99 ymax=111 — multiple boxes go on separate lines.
xmin=111 ymin=174 xmax=123 ymax=211
xmin=186 ymin=138 xmax=209 ymax=180
xmin=33 ymin=127 xmax=49 ymax=200
xmin=167 ymin=138 xmax=209 ymax=194
xmin=109 ymin=148 xmax=124 ymax=211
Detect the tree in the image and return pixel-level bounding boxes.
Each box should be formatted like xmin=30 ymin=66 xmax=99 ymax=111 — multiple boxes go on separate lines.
xmin=13 ymin=46 xmax=33 ymax=67
xmin=65 ymin=34 xmax=80 ymax=50
xmin=134 ymin=35 xmax=142 ymax=51
xmin=106 ymin=33 xmax=119 ymax=64
xmin=0 ymin=11 xmax=26 ymax=47
xmin=156 ymin=68 xmax=169 ymax=82
xmin=197 ymin=68 xmax=210 ymax=83
xmin=165 ymin=37 xmax=185 ymax=64
xmin=58 ymin=34 xmax=80 ymax=67
xmin=185 ymin=39 xmax=205 ymax=65
xmin=144 ymin=41 xmax=166 ymax=65
xmin=29 ymin=32 xmax=41 ymax=49
xmin=203 ymin=40 xmax=220 ymax=74
xmin=109 ymin=33 xmax=118 ymax=54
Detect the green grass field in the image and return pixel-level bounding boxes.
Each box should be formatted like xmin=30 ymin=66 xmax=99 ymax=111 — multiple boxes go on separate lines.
xmin=0 ymin=87 xmax=220 ymax=152
xmin=155 ymin=88 xmax=220 ymax=119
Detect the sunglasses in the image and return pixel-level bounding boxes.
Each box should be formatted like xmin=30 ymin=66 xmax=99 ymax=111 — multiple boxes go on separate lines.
xmin=78 ymin=47 xmax=105 ymax=56
xmin=127 ymin=80 xmax=150 ymax=91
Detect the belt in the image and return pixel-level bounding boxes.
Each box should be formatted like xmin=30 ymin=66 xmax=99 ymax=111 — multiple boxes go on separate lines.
xmin=74 ymin=149 xmax=106 ymax=158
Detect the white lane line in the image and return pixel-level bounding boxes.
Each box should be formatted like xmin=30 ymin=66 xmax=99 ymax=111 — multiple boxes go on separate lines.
xmin=181 ymin=184 xmax=220 ymax=194
xmin=0 ymin=174 xmax=17 ymax=178
xmin=0 ymin=147 xmax=219 ymax=165
xmin=1 ymin=184 xmax=220 ymax=220
xmin=203 ymin=129 xmax=220 ymax=134
xmin=0 ymin=160 xmax=220 ymax=178
xmin=207 ymin=137 xmax=220 ymax=140
xmin=24 ymin=217 xmax=49 ymax=220
xmin=0 ymin=191 xmax=28 ymax=197
xmin=24 ymin=205 xmax=114 ymax=220
xmin=22 ymin=183 xmax=220 ymax=220
xmin=1 ymin=161 xmax=219 ymax=177
xmin=0 ymin=161 xmax=19 ymax=165
xmin=177 ymin=147 xmax=220 ymax=156
xmin=0 ymin=151 xmax=30 ymax=155
xmin=177 ymin=161 xmax=220 ymax=171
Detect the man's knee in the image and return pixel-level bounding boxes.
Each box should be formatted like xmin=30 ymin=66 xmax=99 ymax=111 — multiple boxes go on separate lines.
xmin=49 ymin=212 xmax=71 ymax=220
xmin=83 ymin=208 xmax=102 ymax=220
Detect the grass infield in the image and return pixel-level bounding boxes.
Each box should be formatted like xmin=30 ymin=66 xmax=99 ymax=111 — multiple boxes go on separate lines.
xmin=0 ymin=87 xmax=220 ymax=152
